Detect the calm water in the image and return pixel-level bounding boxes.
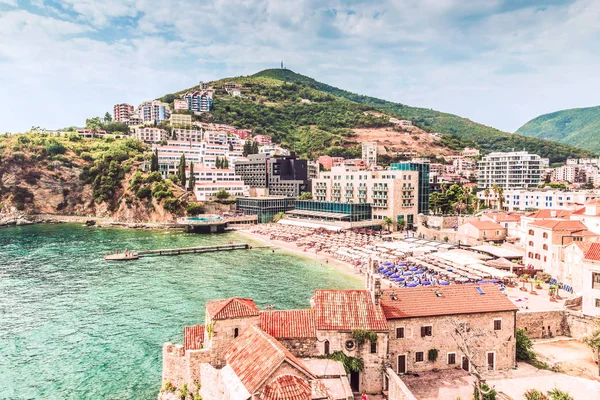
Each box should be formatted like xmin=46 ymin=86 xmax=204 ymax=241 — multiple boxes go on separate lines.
xmin=0 ymin=224 xmax=361 ymax=399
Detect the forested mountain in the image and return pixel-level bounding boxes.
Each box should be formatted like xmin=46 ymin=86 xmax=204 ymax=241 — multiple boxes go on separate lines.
xmin=516 ymin=105 xmax=600 ymax=153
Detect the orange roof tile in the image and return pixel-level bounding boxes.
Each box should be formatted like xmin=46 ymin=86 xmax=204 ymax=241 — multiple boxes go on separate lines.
xmin=571 ymin=207 xmax=587 ymax=215
xmin=260 ymin=310 xmax=316 ymax=339
xmin=184 ymin=324 xmax=204 ymax=350
xmin=466 ymin=220 xmax=505 ymax=230
xmin=260 ymin=375 xmax=312 ymax=400
xmin=584 ymin=243 xmax=600 ymax=261
xmin=572 ymin=241 xmax=594 ymax=255
xmin=525 ymin=209 xmax=573 ymax=219
xmin=380 ymin=284 xmax=517 ymax=319
xmin=585 ymin=199 xmax=600 ymax=206
xmin=573 ymin=230 xmax=600 ymax=237
xmin=528 ymin=220 xmax=587 ymax=230
xmin=482 ymin=213 xmax=521 ymax=223
xmin=206 ymin=298 xmax=259 ymax=320
xmin=313 ymin=290 xmax=388 ymax=332
xmin=226 ymin=325 xmax=315 ymax=394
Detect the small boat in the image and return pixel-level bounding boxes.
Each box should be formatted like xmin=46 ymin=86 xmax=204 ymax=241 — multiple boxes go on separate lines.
xmin=104 ymin=253 xmax=139 ymax=261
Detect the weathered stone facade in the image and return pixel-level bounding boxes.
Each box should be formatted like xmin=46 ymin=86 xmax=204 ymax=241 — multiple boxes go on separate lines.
xmin=516 ymin=309 xmax=599 ymax=340
xmin=387 ymin=311 xmax=516 ymax=375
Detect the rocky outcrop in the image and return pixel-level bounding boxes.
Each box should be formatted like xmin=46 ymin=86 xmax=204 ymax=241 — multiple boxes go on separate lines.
xmin=0 ymin=206 xmax=36 ymax=227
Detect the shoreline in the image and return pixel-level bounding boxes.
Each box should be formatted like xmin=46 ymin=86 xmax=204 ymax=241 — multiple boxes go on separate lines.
xmin=0 ymin=213 xmax=183 ymax=230
xmin=235 ymin=229 xmax=365 ymax=282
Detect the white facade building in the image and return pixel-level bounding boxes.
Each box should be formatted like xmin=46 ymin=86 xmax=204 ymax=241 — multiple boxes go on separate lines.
xmin=134 ymin=127 xmax=168 ymax=143
xmin=187 ymin=167 xmax=249 ymax=201
xmin=478 ymin=151 xmax=542 ymax=190
xmin=503 ymin=190 xmax=600 ymax=212
xmin=361 ymin=142 xmax=378 ymax=167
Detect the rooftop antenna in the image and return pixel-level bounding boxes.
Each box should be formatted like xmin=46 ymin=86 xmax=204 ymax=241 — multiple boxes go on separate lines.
xmin=281 ymin=60 xmax=284 ymax=69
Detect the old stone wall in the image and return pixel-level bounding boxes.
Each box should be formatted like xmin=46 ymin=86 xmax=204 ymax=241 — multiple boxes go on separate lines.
xmin=386 ymin=368 xmax=417 ymax=400
xmin=207 ymin=315 xmax=260 ymax=367
xmin=278 ymin=338 xmax=319 ymax=358
xmin=515 ymin=310 xmax=569 ymax=339
xmin=162 ymin=343 xmax=188 ymax=390
xmin=387 ymin=311 xmax=516 ymax=374
xmin=565 ymin=311 xmax=598 ymax=339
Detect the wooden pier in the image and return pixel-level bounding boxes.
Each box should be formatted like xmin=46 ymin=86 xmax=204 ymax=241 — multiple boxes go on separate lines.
xmin=135 ymin=243 xmax=250 ymax=257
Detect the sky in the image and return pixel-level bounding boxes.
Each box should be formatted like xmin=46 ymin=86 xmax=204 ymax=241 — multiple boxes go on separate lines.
xmin=1 ymin=0 xmax=599 ymax=133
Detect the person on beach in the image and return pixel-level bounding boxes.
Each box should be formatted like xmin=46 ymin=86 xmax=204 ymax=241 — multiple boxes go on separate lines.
xmin=361 ymin=391 xmax=367 ymax=400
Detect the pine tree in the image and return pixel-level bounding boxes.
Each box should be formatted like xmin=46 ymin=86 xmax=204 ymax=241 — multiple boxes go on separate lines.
xmin=223 ymin=158 xmax=229 ymax=169
xmin=216 ymin=156 xmax=221 ymax=169
xmin=188 ymin=162 xmax=195 ymax=191
xmin=178 ymin=154 xmax=187 ymax=188
xmin=150 ymin=149 xmax=159 ymax=172
xmin=251 ymin=141 xmax=259 ymax=154
xmin=243 ymin=140 xmax=251 ymax=157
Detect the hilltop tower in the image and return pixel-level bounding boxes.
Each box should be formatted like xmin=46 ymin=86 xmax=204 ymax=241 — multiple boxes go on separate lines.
xmin=281 ymin=60 xmax=284 ymax=69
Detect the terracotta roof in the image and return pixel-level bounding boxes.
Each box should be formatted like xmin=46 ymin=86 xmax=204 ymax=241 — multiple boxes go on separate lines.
xmin=465 ymin=220 xmax=505 ymax=230
xmin=482 ymin=213 xmax=521 ymax=223
xmin=572 ymin=207 xmax=587 ymax=215
xmin=226 ymin=325 xmax=315 ymax=394
xmin=260 ymin=310 xmax=316 ymax=339
xmin=585 ymin=199 xmax=600 ymax=206
xmin=525 ymin=209 xmax=573 ymax=219
xmin=584 ymin=243 xmax=600 ymax=261
xmin=313 ymin=290 xmax=389 ymax=332
xmin=184 ymin=324 xmax=204 ymax=350
xmin=380 ymin=284 xmax=517 ymax=319
xmin=206 ymin=298 xmax=259 ymax=321
xmin=572 ymin=241 xmax=594 ymax=255
xmin=260 ymin=375 xmax=312 ymax=400
xmin=572 ymin=230 xmax=600 ymax=237
xmin=528 ymin=220 xmax=587 ymax=230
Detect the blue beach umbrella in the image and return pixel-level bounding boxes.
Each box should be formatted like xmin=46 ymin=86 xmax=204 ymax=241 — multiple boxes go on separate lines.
xmin=415 ymin=270 xmax=425 ymax=275
xmin=395 ymin=277 xmax=405 ymax=281
xmin=406 ymin=282 xmax=418 ymax=287
xmin=403 ymin=271 xmax=413 ymax=276
xmin=409 ymin=267 xmax=418 ymax=271
xmin=490 ymin=279 xmax=500 ymax=283
xmin=439 ymin=281 xmax=450 ymax=285
xmin=422 ymin=281 xmax=432 ymax=286
xmin=391 ymin=274 xmax=400 ymax=279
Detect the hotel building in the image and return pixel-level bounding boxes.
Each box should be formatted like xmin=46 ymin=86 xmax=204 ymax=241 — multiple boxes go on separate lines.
xmin=113 ymin=103 xmax=134 ymax=122
xmin=235 ymin=154 xmax=310 ymax=197
xmin=478 ymin=151 xmax=542 ymax=190
xmin=138 ymin=100 xmax=171 ymax=123
xmin=187 ymin=167 xmax=249 ymax=201
xmin=170 ymin=114 xmax=193 ymax=126
xmin=362 ymin=142 xmax=378 ymax=167
xmin=181 ymin=90 xmax=213 ymax=113
xmin=312 ymin=165 xmax=419 ymax=227
xmin=154 ymin=141 xmax=244 ymax=177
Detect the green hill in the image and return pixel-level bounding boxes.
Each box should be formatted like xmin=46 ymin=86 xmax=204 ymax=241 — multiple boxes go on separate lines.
xmin=162 ymin=69 xmax=596 ymax=163
xmin=515 ymin=105 xmax=600 ymax=152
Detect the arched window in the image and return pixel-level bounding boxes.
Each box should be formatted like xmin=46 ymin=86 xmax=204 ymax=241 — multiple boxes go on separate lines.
xmin=535 ymin=254 xmax=540 ymax=260
xmin=234 ymin=328 xmax=239 ymax=338
xmin=543 ymin=244 xmax=548 ymax=250
xmin=528 ymin=230 xmax=534 ymax=236
xmin=543 ymin=232 xmax=548 ymax=239
xmin=528 ymin=241 xmax=534 ymax=246
xmin=528 ymin=252 xmax=533 ymax=258
xmin=324 ymin=340 xmax=330 ymax=355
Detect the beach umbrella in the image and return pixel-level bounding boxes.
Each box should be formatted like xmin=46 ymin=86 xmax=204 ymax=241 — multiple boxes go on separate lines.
xmin=439 ymin=281 xmax=450 ymax=285
xmin=477 ymin=280 xmax=487 ymax=284
xmin=415 ymin=270 xmax=425 ymax=275
xmin=490 ymin=279 xmax=500 ymax=283
xmin=395 ymin=277 xmax=405 ymax=281
xmin=406 ymin=282 xmax=418 ymax=287
xmin=409 ymin=267 xmax=418 ymax=271
xmin=391 ymin=274 xmax=400 ymax=279
xmin=378 ymin=266 xmax=385 ymax=272
xmin=422 ymin=281 xmax=432 ymax=286
xmin=399 ymin=263 xmax=407 ymax=266
xmin=403 ymin=271 xmax=413 ymax=276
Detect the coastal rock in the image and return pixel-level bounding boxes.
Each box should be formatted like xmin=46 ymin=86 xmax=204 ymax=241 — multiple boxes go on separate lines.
xmin=0 ymin=206 xmax=35 ymax=227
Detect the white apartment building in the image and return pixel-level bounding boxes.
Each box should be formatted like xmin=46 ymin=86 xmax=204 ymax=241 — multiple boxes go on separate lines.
xmin=187 ymin=167 xmax=249 ymax=201
xmin=134 ymin=127 xmax=168 ymax=143
xmin=453 ymin=158 xmax=476 ymax=175
xmin=361 ymin=142 xmax=377 ymax=167
xmin=138 ymin=100 xmax=171 ymax=123
xmin=258 ymin=145 xmax=290 ymax=157
xmin=312 ymin=166 xmax=419 ymax=227
xmin=461 ymin=147 xmax=480 ymax=158
xmin=172 ymin=128 xmax=204 ymax=143
xmin=582 ymin=246 xmax=600 ymax=317
xmin=502 ymin=190 xmax=600 ymax=212
xmin=478 ymin=151 xmax=542 ymax=190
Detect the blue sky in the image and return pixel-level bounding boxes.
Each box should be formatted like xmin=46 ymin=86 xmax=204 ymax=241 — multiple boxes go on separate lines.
xmin=1 ymin=0 xmax=599 ymax=133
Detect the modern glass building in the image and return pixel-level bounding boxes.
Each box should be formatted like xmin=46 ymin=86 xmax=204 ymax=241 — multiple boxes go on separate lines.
xmin=291 ymin=200 xmax=372 ymax=222
xmin=390 ymin=162 xmax=430 ymax=214
xmin=236 ymin=197 xmax=296 ymax=223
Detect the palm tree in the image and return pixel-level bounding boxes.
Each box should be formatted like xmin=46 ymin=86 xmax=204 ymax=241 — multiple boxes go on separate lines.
xmin=484 ymin=188 xmax=490 ymax=209
xmin=397 ymin=219 xmax=407 ymax=232
xmin=383 ymin=216 xmax=393 ymax=232
xmin=497 ymin=186 xmax=505 ymax=210
xmin=430 ymin=192 xmax=441 ymax=214
xmin=491 ymin=184 xmax=499 ymax=209
xmin=454 ymin=200 xmax=467 ymax=215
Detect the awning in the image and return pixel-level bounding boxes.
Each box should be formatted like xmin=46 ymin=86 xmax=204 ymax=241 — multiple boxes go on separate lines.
xmin=288 ymin=210 xmax=351 ymax=219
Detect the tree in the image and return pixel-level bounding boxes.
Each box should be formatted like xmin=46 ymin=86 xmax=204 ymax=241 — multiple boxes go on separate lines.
xmin=188 ymin=161 xmax=195 ymax=191
xmin=150 ymin=149 xmax=159 ymax=172
xmin=223 ymin=158 xmax=229 ymax=169
xmin=397 ymin=218 xmax=406 ymax=232
xmin=582 ymin=323 xmax=600 ymax=375
xmin=104 ymin=112 xmax=113 ymax=122
xmin=491 ymin=184 xmax=499 ymax=209
xmin=497 ymin=186 xmax=504 ymax=210
xmin=243 ymin=140 xmax=252 ymax=157
xmin=215 ymin=189 xmax=230 ymax=200
xmin=251 ymin=141 xmax=259 ymax=154
xmin=297 ymin=191 xmax=313 ymax=200
xmin=454 ymin=200 xmax=467 ymax=215
xmin=383 ymin=216 xmax=393 ymax=232
xmin=516 ymin=328 xmax=536 ymax=362
xmin=85 ymin=117 xmax=103 ymax=138
xmin=484 ymin=188 xmax=491 ymax=208
xmin=178 ymin=154 xmax=187 ymax=189
xmin=215 ymin=156 xmax=221 ymax=169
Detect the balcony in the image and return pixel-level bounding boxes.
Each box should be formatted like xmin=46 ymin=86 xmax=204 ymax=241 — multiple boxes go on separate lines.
xmin=372 ymin=203 xmax=388 ymax=208
xmin=402 ymin=194 xmax=414 ymax=199
xmin=402 ymin=203 xmax=415 ymax=208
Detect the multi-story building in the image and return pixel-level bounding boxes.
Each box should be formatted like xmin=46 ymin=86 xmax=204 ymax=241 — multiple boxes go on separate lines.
xmin=236 ymin=197 xmax=297 ymax=223
xmin=478 ymin=151 xmax=542 ymax=190
xmin=170 ymin=113 xmax=192 ymax=126
xmin=317 ymin=155 xmax=345 ymax=170
xmin=258 ymin=144 xmax=290 ymax=157
xmin=138 ymin=100 xmax=171 ymax=123
xmin=312 ymin=166 xmax=419 ymax=227
xmin=234 ymin=154 xmax=310 ymax=197
xmin=113 ymin=103 xmax=134 ymax=122
xmin=181 ymin=90 xmax=212 ymax=113
xmin=390 ymin=162 xmax=430 ymax=215
xmin=160 ymin=269 xmax=517 ymax=398
xmin=253 ymin=135 xmax=272 ymax=145
xmin=462 ymin=147 xmax=480 ymax=158
xmin=187 ymin=167 xmax=249 ymax=201
xmin=362 ymin=142 xmax=377 ymax=167
xmin=582 ymin=243 xmax=600 ymax=317
xmin=453 ymin=158 xmax=476 ymax=175
xmin=134 ymin=127 xmax=168 ymax=143
xmin=172 ymin=128 xmax=203 ymax=143
xmin=174 ymin=99 xmax=188 ymax=111
xmin=501 ymin=189 xmax=600 ymax=212
xmin=154 ymin=141 xmax=244 ymax=177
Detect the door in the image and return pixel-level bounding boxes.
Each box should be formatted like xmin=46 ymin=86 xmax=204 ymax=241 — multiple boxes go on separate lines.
xmin=350 ymin=371 xmax=360 ymax=392
xmin=487 ymin=352 xmax=495 ymax=371
xmin=397 ymin=355 xmax=407 ymax=374
xmin=462 ymin=356 xmax=469 ymax=372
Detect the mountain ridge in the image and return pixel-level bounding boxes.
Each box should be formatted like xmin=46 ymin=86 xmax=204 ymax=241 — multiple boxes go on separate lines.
xmin=516 ymin=105 xmax=600 ymax=153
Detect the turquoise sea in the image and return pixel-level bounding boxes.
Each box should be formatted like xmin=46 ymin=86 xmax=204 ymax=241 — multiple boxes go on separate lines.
xmin=0 ymin=224 xmax=362 ymax=399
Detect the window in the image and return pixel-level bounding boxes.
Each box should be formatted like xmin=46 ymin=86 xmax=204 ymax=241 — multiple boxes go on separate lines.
xmin=494 ymin=319 xmax=502 ymax=331
xmin=595 ymin=299 xmax=600 ymax=308
xmin=234 ymin=328 xmax=239 ymax=338
xmin=415 ymin=351 xmax=424 ymax=362
xmin=370 ymin=341 xmax=377 ymax=354
xmin=543 ymin=244 xmax=548 ymax=250
xmin=396 ymin=327 xmax=405 ymax=339
xmin=324 ymin=340 xmax=330 ymax=355
xmin=593 ymin=273 xmax=600 ymax=290
xmin=528 ymin=241 xmax=534 ymax=246
xmin=421 ymin=326 xmax=432 ymax=337
xmin=528 ymin=229 xmax=534 ymax=236
xmin=543 ymin=232 xmax=548 ymax=239
xmin=447 ymin=353 xmax=456 ymax=365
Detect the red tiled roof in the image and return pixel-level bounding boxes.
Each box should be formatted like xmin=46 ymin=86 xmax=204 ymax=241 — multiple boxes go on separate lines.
xmin=572 ymin=207 xmax=587 ymax=215
xmin=380 ymin=284 xmax=517 ymax=320
xmin=466 ymin=220 xmax=505 ymax=230
xmin=184 ymin=324 xmax=204 ymax=350
xmin=572 ymin=241 xmax=594 ymax=255
xmin=313 ymin=290 xmax=388 ymax=332
xmin=528 ymin=220 xmax=587 ymax=230
xmin=226 ymin=325 xmax=315 ymax=394
xmin=260 ymin=375 xmax=312 ymax=400
xmin=482 ymin=213 xmax=521 ymax=223
xmin=206 ymin=298 xmax=259 ymax=320
xmin=525 ymin=209 xmax=573 ymax=219
xmin=584 ymin=243 xmax=600 ymax=261
xmin=585 ymin=199 xmax=600 ymax=206
xmin=260 ymin=310 xmax=316 ymax=339
xmin=573 ymin=230 xmax=600 ymax=237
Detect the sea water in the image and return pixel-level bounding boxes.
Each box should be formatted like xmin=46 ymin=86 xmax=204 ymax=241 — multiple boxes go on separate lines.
xmin=0 ymin=224 xmax=361 ymax=399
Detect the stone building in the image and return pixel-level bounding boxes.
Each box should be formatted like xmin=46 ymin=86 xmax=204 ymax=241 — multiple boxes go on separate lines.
xmin=161 ymin=267 xmax=517 ymax=399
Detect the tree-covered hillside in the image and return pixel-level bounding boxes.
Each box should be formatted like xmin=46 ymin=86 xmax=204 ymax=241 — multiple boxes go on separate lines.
xmin=516 ymin=105 xmax=600 ymax=153
xmin=252 ymin=69 xmax=596 ymax=163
